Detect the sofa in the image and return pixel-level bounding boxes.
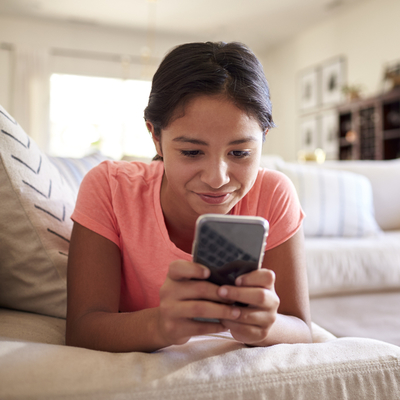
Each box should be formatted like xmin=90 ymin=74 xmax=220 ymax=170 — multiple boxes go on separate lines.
xmin=268 ymin=157 xmax=400 ymax=347
xmin=1 ymin=104 xmax=400 ymax=399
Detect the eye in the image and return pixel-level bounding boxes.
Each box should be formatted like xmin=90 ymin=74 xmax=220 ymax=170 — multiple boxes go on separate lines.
xmin=230 ymin=150 xmax=251 ymax=158
xmin=180 ymin=150 xmax=202 ymax=158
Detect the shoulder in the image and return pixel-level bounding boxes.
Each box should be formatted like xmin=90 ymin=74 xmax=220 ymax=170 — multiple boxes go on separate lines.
xmin=253 ymin=168 xmax=297 ymax=198
xmin=83 ymin=160 xmax=163 ymax=186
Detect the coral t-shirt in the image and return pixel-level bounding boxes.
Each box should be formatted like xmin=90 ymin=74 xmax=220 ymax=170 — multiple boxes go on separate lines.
xmin=71 ymin=160 xmax=304 ymax=312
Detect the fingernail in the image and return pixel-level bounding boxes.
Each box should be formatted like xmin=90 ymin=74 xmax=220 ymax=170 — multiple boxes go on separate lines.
xmin=236 ymin=277 xmax=242 ymax=286
xmin=219 ymin=287 xmax=228 ymax=297
xmin=231 ymin=307 xmax=240 ymax=319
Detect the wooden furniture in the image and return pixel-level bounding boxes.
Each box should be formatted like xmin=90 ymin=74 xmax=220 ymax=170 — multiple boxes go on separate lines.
xmin=338 ymin=87 xmax=400 ymax=160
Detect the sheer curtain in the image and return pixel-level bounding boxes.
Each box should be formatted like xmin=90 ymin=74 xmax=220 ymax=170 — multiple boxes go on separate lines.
xmin=0 ymin=46 xmax=12 ymax=111
xmin=11 ymin=46 xmax=50 ymax=152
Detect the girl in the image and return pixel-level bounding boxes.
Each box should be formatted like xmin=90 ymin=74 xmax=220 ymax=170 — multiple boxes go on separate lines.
xmin=66 ymin=41 xmax=312 ymax=352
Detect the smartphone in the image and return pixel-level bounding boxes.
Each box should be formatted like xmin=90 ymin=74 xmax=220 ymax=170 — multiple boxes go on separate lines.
xmin=192 ymin=214 xmax=269 ymax=287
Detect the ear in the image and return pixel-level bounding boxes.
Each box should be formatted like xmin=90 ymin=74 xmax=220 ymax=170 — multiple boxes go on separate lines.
xmin=146 ymin=121 xmax=163 ymax=157
xmin=262 ymin=128 xmax=269 ymax=143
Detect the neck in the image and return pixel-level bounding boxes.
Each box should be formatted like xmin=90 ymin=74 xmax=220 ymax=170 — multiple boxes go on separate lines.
xmin=160 ymin=174 xmax=197 ymax=254
xmin=164 ymin=217 xmax=195 ymax=254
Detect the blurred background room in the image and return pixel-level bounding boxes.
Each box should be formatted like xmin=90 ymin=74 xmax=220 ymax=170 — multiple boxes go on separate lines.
xmin=0 ymin=0 xmax=399 ymax=162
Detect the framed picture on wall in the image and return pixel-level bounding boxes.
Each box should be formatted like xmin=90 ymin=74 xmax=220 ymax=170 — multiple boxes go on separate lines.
xmin=321 ymin=57 xmax=346 ymax=106
xmin=299 ymin=68 xmax=319 ymax=111
xmin=320 ymin=111 xmax=339 ymax=159
xmin=300 ymin=116 xmax=319 ymax=152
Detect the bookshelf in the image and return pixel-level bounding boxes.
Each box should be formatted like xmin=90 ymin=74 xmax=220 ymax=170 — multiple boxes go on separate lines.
xmin=337 ymin=87 xmax=400 ymax=160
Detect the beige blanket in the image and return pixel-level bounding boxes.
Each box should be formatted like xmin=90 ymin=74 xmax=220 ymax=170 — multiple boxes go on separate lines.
xmin=0 ymin=308 xmax=399 ymax=400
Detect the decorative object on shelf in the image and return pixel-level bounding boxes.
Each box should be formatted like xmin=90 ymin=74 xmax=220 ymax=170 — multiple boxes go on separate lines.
xmin=321 ymin=57 xmax=346 ymax=106
xmin=342 ymin=84 xmax=363 ymax=101
xmin=297 ymin=148 xmax=326 ymax=163
xmin=384 ymin=62 xmax=400 ymax=90
xmin=298 ymin=67 xmax=319 ymax=111
xmin=345 ymin=130 xmax=357 ymax=144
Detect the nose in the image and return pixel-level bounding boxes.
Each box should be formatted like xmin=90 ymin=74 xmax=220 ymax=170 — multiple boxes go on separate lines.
xmin=200 ymin=158 xmax=230 ymax=189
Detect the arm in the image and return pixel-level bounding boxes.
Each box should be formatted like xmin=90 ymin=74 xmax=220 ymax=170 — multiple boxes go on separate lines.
xmin=66 ymin=222 xmax=244 ymax=353
xmin=66 ymin=222 xmax=165 ymax=352
xmin=218 ymin=227 xmax=313 ymax=346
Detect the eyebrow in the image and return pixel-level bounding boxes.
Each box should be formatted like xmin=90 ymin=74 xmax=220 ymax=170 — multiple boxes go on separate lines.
xmin=172 ymin=136 xmax=259 ymax=146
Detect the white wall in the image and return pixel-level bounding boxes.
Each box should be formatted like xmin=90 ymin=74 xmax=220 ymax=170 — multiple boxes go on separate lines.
xmin=0 ymin=15 xmax=201 ymax=151
xmin=1 ymin=1 xmax=400 ymax=158
xmin=260 ymin=0 xmax=400 ymax=161
xmin=0 ymin=47 xmax=11 ymax=111
xmin=0 ymin=14 xmax=199 ymax=60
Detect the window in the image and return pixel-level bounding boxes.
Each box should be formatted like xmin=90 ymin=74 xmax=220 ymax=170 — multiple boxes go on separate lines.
xmin=49 ymin=74 xmax=154 ymax=160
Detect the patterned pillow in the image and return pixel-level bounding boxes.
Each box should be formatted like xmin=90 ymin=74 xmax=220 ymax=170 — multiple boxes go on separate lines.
xmin=0 ymin=105 xmax=107 ymax=318
xmin=277 ymin=162 xmax=382 ymax=237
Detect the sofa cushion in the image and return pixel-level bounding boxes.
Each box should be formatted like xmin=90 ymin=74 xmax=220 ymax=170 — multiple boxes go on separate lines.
xmin=1 ymin=330 xmax=399 ymax=400
xmin=306 ymin=230 xmax=400 ymax=296
xmin=319 ymin=159 xmax=400 ymax=231
xmin=0 ymin=105 xmax=107 ymax=318
xmin=277 ymin=162 xmax=382 ymax=237
xmin=0 ymin=308 xmax=66 ymax=345
xmin=311 ymin=290 xmax=400 ymax=347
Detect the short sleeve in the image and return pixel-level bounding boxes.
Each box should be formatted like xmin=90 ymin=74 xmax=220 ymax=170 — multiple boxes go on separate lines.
xmin=71 ymin=161 xmax=120 ymax=247
xmin=257 ymin=169 xmax=305 ymax=250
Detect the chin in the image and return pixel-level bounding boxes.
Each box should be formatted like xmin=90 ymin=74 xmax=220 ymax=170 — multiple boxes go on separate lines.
xmin=193 ymin=202 xmax=236 ymax=217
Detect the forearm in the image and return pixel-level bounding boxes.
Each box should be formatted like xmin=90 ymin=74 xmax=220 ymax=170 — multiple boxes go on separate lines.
xmin=66 ymin=308 xmax=169 ymax=353
xmin=247 ymin=314 xmax=313 ymax=347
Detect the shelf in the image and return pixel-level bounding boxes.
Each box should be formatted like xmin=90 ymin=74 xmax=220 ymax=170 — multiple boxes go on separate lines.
xmin=384 ymin=137 xmax=400 ymax=159
xmin=383 ymin=129 xmax=400 ymax=140
xmin=337 ymin=89 xmax=400 ymax=160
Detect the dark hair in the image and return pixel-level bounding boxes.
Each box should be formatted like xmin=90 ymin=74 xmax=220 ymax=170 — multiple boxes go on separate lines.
xmin=144 ymin=41 xmax=275 ymax=156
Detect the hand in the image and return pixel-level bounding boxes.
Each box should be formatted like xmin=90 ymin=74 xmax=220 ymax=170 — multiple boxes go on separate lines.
xmin=157 ymin=260 xmax=242 ymax=346
xmin=217 ymin=268 xmax=280 ymax=345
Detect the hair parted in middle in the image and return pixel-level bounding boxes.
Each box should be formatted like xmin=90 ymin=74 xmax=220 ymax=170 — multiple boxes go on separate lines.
xmin=144 ymin=41 xmax=275 ymax=145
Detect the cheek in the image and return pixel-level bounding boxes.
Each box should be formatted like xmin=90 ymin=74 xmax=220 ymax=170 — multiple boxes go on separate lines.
xmin=235 ymin=161 xmax=259 ymax=187
xmin=164 ymin=159 xmax=197 ymax=188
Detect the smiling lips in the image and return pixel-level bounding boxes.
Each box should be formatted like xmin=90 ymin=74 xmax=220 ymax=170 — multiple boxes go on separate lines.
xmin=196 ymin=192 xmax=232 ymax=205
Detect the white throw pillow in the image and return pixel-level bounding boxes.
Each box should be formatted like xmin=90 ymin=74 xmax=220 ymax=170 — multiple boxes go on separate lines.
xmin=0 ymin=105 xmax=107 ymax=318
xmin=318 ymin=160 xmax=400 ymax=231
xmin=277 ymin=162 xmax=382 ymax=237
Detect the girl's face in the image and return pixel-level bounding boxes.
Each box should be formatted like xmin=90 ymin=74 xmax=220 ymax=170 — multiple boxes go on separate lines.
xmin=148 ymin=95 xmax=265 ymax=226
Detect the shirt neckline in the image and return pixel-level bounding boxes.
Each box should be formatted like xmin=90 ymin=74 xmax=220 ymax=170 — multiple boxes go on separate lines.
xmin=152 ymin=161 xmax=192 ymax=260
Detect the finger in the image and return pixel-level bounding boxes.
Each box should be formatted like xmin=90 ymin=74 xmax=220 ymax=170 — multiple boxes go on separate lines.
xmin=223 ymin=307 xmax=277 ymax=328
xmin=160 ymin=316 xmax=229 ymax=345
xmin=220 ymin=319 xmax=271 ymax=344
xmin=167 ymin=279 xmax=232 ymax=303
xmin=235 ymin=268 xmax=275 ymax=290
xmin=163 ymin=299 xmax=241 ymax=321
xmin=169 ymin=319 xmax=230 ymax=343
xmin=218 ymin=285 xmax=280 ymax=310
xmin=168 ymin=260 xmax=210 ymax=281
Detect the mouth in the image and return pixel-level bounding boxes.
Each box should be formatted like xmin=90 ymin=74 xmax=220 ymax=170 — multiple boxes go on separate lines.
xmin=195 ymin=192 xmax=232 ymax=205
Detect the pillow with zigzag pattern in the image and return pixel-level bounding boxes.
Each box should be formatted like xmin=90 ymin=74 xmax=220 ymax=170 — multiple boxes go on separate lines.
xmin=0 ymin=105 xmax=107 ymax=318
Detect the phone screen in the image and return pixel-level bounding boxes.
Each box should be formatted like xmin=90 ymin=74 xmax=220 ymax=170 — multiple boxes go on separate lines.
xmin=193 ymin=215 xmax=268 ymax=286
